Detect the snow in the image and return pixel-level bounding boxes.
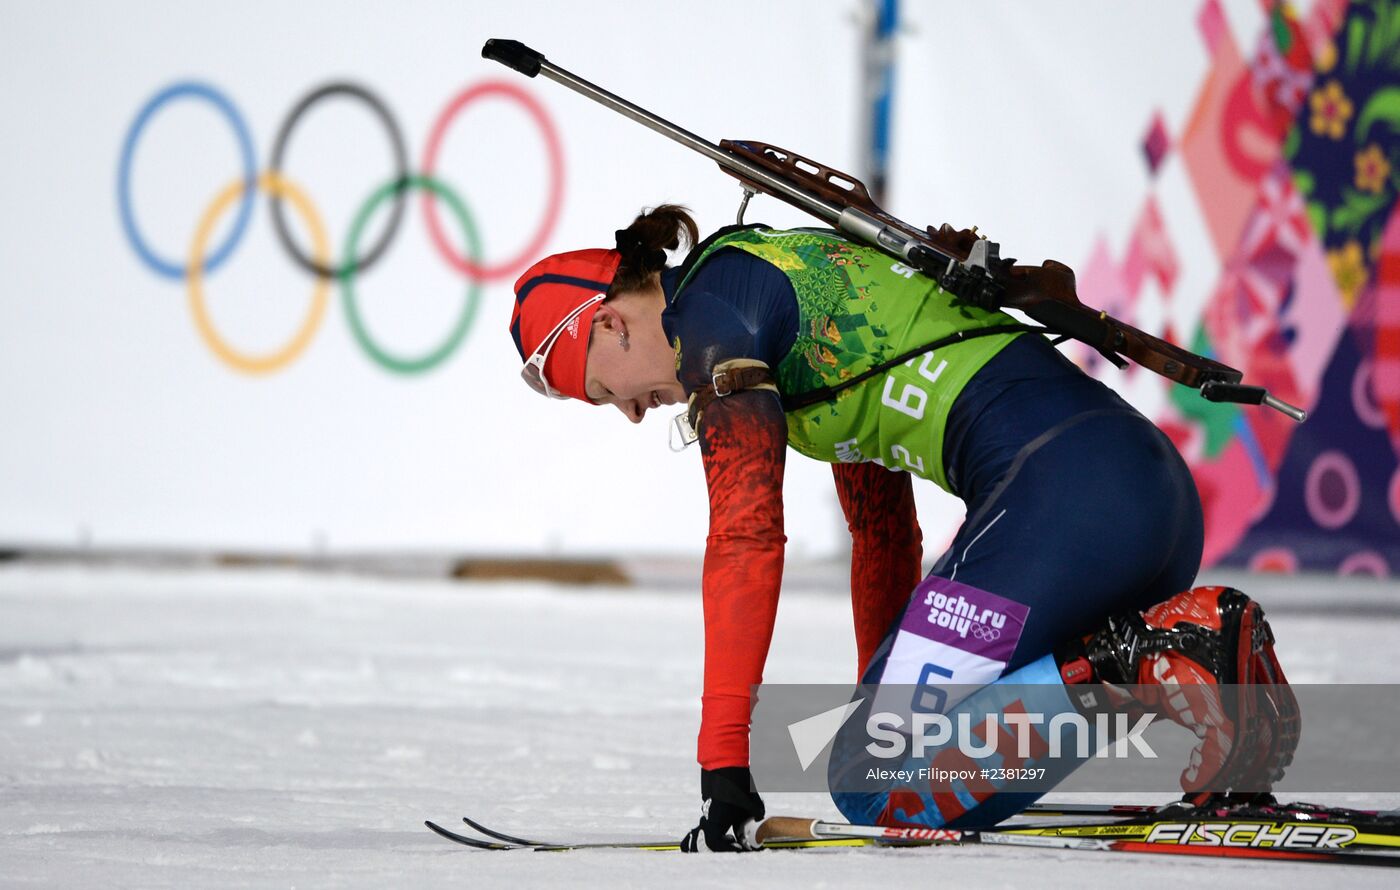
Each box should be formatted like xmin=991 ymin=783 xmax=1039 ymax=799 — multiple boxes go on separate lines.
xmin=1 ymin=562 xmax=1397 ymax=888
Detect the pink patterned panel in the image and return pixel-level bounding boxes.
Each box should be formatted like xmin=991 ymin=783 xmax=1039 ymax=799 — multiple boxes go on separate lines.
xmin=1122 ymin=196 xmax=1180 ymax=296
xmin=1194 ymin=439 xmax=1266 ymax=567
xmin=1372 ymin=207 xmax=1400 ymax=452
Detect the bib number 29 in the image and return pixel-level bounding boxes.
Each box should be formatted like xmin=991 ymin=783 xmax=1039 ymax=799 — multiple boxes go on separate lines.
xmin=879 ymin=353 xmax=948 ymax=421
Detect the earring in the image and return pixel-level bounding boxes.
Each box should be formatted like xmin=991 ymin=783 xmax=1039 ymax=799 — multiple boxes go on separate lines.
xmin=619 ymin=332 xmax=630 ymax=351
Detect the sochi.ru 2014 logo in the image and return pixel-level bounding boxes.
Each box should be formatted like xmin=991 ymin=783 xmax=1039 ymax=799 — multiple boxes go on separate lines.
xmin=117 ymin=79 xmax=563 ymax=375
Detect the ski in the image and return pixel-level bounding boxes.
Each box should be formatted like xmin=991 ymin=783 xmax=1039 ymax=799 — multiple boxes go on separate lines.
xmin=452 ymin=803 xmax=1198 ymax=844
xmin=460 ymin=814 xmax=540 ymax=846
xmin=787 ymin=817 xmax=1400 ymax=867
xmin=427 ymin=819 xmax=868 ymax=852
xmin=1022 ymin=799 xmax=1391 ymax=820
xmin=427 ymin=819 xmax=683 ymax=851
xmin=455 ymin=812 xmax=881 ymax=851
xmin=425 ymin=820 xmax=515 ymax=850
xmin=432 ymin=808 xmax=1400 ymax=866
xmin=1020 ymin=801 xmax=1165 ymax=817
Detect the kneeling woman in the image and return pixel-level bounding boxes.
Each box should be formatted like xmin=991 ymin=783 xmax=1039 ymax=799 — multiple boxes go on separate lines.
xmin=508 ymin=205 xmax=1295 ymax=851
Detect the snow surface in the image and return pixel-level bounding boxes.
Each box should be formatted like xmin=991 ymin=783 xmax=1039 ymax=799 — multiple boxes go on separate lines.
xmin=1 ymin=562 xmax=1397 ymax=888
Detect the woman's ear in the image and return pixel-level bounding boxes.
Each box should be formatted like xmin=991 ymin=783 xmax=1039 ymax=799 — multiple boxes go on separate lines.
xmin=592 ymin=303 xmax=627 ymax=336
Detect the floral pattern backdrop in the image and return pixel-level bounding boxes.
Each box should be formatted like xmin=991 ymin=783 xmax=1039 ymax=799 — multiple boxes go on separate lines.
xmin=1078 ymin=0 xmax=1400 ymax=575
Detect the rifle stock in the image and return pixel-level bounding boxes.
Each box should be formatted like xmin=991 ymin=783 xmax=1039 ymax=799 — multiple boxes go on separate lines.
xmin=719 ymin=139 xmax=1241 ymax=389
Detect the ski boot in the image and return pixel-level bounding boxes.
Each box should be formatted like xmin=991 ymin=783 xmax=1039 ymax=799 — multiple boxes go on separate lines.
xmin=1058 ymin=586 xmax=1300 ymax=805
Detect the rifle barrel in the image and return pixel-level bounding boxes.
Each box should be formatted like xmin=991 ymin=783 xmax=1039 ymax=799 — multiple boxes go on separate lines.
xmin=484 ymin=39 xmax=846 ymax=225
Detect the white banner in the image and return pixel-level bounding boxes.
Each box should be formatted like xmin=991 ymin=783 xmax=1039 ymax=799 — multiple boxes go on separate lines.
xmin=0 ymin=1 xmax=1267 ymax=557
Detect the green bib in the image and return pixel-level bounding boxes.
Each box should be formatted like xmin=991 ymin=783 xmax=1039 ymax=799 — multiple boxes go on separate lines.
xmin=676 ymin=227 xmax=1023 ymax=492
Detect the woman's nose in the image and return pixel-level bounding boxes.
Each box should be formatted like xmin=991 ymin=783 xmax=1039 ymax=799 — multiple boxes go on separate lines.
xmin=617 ymin=400 xmax=645 ymax=423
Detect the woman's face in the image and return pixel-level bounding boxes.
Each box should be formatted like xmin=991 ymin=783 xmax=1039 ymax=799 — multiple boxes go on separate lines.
xmin=582 ymin=286 xmax=685 ymax=423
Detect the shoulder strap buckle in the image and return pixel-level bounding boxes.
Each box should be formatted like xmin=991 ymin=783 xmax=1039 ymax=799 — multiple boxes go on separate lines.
xmin=686 ymin=360 xmax=780 ymax=435
xmin=712 ymin=369 xmax=736 ymax=397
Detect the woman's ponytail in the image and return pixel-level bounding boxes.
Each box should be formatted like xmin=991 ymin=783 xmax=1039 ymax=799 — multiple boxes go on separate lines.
xmin=610 ymin=204 xmax=699 ymax=294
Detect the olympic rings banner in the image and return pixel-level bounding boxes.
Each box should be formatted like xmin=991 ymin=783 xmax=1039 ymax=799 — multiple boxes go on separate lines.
xmin=116 ymin=78 xmax=564 ymax=375
xmin=4 ymin=1 xmax=1395 ymax=568
xmin=0 ymin=0 xmax=873 ymax=556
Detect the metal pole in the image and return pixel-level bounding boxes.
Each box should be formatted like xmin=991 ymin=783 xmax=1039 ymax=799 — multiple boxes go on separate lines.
xmin=856 ymin=0 xmax=898 ymax=204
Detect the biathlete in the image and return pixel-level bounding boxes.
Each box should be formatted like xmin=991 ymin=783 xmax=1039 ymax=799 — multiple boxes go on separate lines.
xmin=508 ymin=205 xmax=1299 ymax=852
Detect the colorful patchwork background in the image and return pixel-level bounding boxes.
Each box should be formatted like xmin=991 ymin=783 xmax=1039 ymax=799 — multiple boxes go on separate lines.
xmin=1082 ymin=0 xmax=1400 ymax=576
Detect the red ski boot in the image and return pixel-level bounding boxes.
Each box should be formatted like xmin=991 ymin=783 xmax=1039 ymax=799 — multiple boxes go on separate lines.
xmin=1059 ymin=586 xmax=1300 ymax=805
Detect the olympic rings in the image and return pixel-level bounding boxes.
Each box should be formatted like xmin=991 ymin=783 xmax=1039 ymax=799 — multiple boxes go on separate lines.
xmin=118 ymin=82 xmax=257 ymax=279
xmin=342 ymin=176 xmax=483 ymax=375
xmin=420 ymin=81 xmax=565 ymax=283
xmin=117 ymin=77 xmax=563 ymax=375
xmin=188 ymin=172 xmax=330 ymax=375
xmin=268 ymin=82 xmax=408 ymax=280
xmin=969 ymin=623 xmax=1000 ymax=642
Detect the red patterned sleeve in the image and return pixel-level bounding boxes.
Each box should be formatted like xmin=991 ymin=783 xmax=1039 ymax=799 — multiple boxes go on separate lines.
xmin=695 ymin=389 xmax=788 ymax=769
xmin=831 ymin=462 xmax=923 ymax=675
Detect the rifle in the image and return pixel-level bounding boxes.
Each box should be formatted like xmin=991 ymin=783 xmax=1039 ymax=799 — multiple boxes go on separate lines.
xmin=482 ymin=39 xmax=1306 ymax=423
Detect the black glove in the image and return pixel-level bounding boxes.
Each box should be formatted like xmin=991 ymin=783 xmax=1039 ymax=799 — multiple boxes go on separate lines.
xmin=680 ymin=766 xmax=766 ymax=852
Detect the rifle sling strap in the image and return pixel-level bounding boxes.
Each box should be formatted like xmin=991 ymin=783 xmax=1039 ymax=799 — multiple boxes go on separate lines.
xmin=684 ymin=325 xmax=1045 ymax=434
xmin=780 ymin=324 xmax=1042 ymax=412
xmin=686 ymin=359 xmax=780 ymax=431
